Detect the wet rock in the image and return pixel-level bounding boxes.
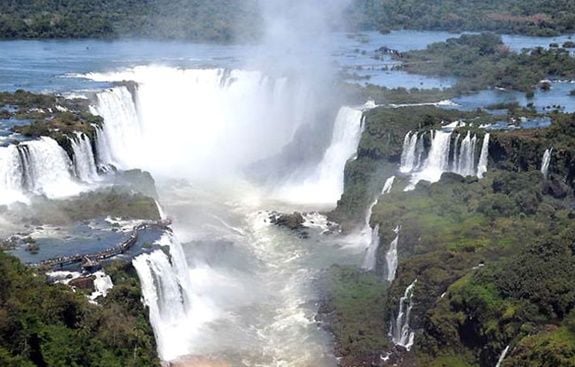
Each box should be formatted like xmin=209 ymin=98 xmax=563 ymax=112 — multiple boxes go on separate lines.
xmin=543 ymin=175 xmax=570 ymax=199
xmin=69 ymin=276 xmax=95 ymax=291
xmin=269 ymin=212 xmax=305 ymax=231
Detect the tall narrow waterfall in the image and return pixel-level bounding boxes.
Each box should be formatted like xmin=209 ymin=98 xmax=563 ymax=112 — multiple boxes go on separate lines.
xmin=382 ymin=176 xmax=395 ymax=195
xmin=132 ymin=233 xmax=210 ymax=361
xmin=89 ymin=86 xmax=141 ymax=169
xmin=0 ymin=145 xmax=26 ymax=204
xmin=361 ymin=224 xmax=380 ymax=271
xmin=385 ymin=225 xmax=400 ymax=282
xmin=390 ymin=279 xmax=417 ymax=350
xmin=71 ymin=132 xmax=98 ymax=182
xmin=401 ymin=129 xmax=490 ymax=188
xmin=400 ymin=132 xmax=419 ymax=173
xmin=495 ymin=345 xmax=510 ymax=367
xmin=477 ymin=133 xmax=490 ymax=179
xmin=275 ymin=106 xmax=364 ymax=205
xmin=541 ymin=148 xmax=552 ymax=178
xmin=361 ymin=176 xmax=396 ymax=271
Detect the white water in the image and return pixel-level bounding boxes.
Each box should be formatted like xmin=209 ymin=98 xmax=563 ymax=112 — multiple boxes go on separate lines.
xmin=402 ymin=130 xmax=490 ymax=188
xmin=385 ymin=225 xmax=400 ymax=282
xmin=454 ymin=132 xmax=477 ymax=177
xmin=132 ymin=232 xmax=214 ymax=361
xmin=89 ymin=271 xmax=114 ymax=302
xmin=82 ymin=65 xmax=370 ymax=364
xmin=274 ymin=106 xmax=365 ymax=206
xmin=361 ymin=224 xmax=380 ymax=271
xmin=495 ymin=345 xmax=510 ymax=367
xmin=71 ymin=132 xmax=98 ymax=182
xmin=0 ymin=137 xmax=85 ymax=204
xmin=382 ymin=176 xmax=395 ymax=195
xmin=390 ymin=279 xmax=417 ymax=350
xmin=0 ymin=145 xmax=27 ymax=204
xmin=411 ymin=130 xmax=452 ymax=185
xmin=477 ymin=133 xmax=490 ymax=179
xmin=89 ymin=86 xmax=141 ymax=169
xmin=86 ymin=67 xmax=313 ymax=177
xmin=400 ymin=132 xmax=419 ymax=173
xmin=361 ymin=176 xmax=396 ymax=272
xmin=541 ymin=148 xmax=552 ymax=178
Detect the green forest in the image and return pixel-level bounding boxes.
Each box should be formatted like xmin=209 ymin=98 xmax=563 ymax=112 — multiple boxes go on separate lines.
xmin=2 ymin=0 xmax=575 ymax=41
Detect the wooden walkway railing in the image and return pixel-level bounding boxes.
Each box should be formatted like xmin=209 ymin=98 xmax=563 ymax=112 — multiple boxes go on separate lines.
xmin=29 ymin=220 xmax=171 ymax=270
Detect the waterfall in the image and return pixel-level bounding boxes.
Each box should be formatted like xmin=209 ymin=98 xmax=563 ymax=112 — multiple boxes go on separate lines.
xmin=385 ymin=225 xmax=400 ymax=282
xmin=89 ymin=86 xmax=141 ymax=169
xmin=132 ymin=232 xmax=203 ymax=361
xmin=541 ymin=148 xmax=552 ymax=178
xmin=71 ymin=132 xmax=98 ymax=182
xmin=495 ymin=345 xmax=510 ymax=367
xmin=412 ymin=130 xmax=452 ymax=185
xmin=382 ymin=175 xmax=395 ymax=194
xmin=275 ymin=106 xmax=364 ymax=205
xmin=85 ymin=67 xmax=312 ymax=178
xmin=93 ymin=124 xmax=114 ymax=171
xmin=477 ymin=133 xmax=490 ymax=179
xmin=390 ymin=279 xmax=417 ymax=351
xmin=89 ymin=271 xmax=114 ymax=302
xmin=401 ymin=129 xmax=491 ymax=188
xmin=361 ymin=224 xmax=380 ymax=271
xmin=0 ymin=137 xmax=84 ymax=202
xmin=0 ymin=145 xmax=27 ymax=204
xmin=361 ymin=176 xmax=396 ymax=271
xmin=455 ymin=132 xmax=477 ymax=177
xmin=400 ymin=132 xmax=419 ymax=173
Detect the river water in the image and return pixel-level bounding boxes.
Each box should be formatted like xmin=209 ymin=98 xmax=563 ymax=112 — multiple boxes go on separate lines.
xmin=0 ymin=30 xmax=574 ymax=365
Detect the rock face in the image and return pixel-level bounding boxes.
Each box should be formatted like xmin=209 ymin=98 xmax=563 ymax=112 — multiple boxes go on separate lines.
xmin=69 ymin=275 xmax=96 ymax=291
xmin=269 ymin=212 xmax=305 ymax=230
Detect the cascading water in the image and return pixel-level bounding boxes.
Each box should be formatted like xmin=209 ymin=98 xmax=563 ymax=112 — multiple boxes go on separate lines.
xmin=541 ymin=148 xmax=552 ymax=178
xmin=361 ymin=176 xmax=396 ymax=271
xmin=382 ymin=175 xmax=395 ymax=195
xmin=412 ymin=130 xmax=452 ymax=185
xmin=86 ymin=67 xmax=314 ymax=178
xmin=0 ymin=144 xmax=26 ymax=204
xmin=402 ymin=129 xmax=490 ymax=188
xmin=70 ymin=132 xmax=98 ymax=182
xmin=400 ymin=132 xmax=419 ymax=173
xmin=477 ymin=133 xmax=490 ymax=179
xmin=274 ymin=106 xmax=365 ymax=205
xmin=390 ymin=279 xmax=417 ymax=351
xmin=0 ymin=137 xmax=84 ymax=203
xmin=132 ymin=232 xmax=212 ymax=361
xmin=385 ymin=225 xmax=400 ymax=282
xmin=495 ymin=345 xmax=510 ymax=367
xmin=93 ymin=124 xmax=114 ymax=171
xmin=454 ymin=132 xmax=477 ymax=177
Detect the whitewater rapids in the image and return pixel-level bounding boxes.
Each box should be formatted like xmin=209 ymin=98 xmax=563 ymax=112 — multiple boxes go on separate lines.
xmin=81 ymin=65 xmax=370 ymax=365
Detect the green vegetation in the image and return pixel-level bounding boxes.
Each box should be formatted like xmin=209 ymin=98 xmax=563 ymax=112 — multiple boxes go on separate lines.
xmin=2 ymin=90 xmax=102 ymax=158
xmin=3 ymin=187 xmax=161 ymax=226
xmin=4 ymin=0 xmax=575 ymax=40
xmin=328 ymin=100 xmax=575 ymax=365
xmin=330 ymin=105 xmax=497 ymax=227
xmin=317 ymin=266 xmax=389 ymax=364
xmin=0 ymin=253 xmax=159 ymax=366
xmin=0 ymin=0 xmax=259 ymax=41
xmin=352 ymin=0 xmax=575 ymax=36
xmin=397 ymin=33 xmax=575 ymax=93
